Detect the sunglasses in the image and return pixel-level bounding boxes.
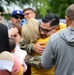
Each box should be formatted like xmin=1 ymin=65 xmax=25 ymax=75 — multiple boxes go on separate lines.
xmin=39 ymin=25 xmax=56 ymax=34
xmin=13 ymin=16 xmax=23 ymax=20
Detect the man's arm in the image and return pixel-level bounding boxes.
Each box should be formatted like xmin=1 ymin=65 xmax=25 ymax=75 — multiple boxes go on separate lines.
xmin=41 ymin=38 xmax=54 ymax=69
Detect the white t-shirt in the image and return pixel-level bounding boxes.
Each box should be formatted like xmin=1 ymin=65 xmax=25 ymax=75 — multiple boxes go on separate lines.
xmin=14 ymin=45 xmax=27 ymax=63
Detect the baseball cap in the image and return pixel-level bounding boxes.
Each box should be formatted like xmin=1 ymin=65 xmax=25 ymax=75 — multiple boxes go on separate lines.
xmin=11 ymin=10 xmax=24 ymax=17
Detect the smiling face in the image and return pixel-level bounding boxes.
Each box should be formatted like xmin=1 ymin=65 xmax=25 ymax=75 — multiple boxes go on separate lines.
xmin=23 ymin=10 xmax=36 ymax=20
xmin=39 ymin=14 xmax=59 ymax=38
xmin=39 ymin=22 xmax=59 ymax=38
xmin=10 ymin=15 xmax=23 ymax=27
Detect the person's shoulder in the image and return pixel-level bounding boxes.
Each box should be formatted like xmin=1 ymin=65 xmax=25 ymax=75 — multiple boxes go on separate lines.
xmin=0 ymin=51 xmax=14 ymax=61
xmin=36 ymin=37 xmax=49 ymax=45
xmin=0 ymin=51 xmax=14 ymax=72
xmin=50 ymin=32 xmax=60 ymax=42
xmin=59 ymin=23 xmax=66 ymax=31
xmin=50 ymin=28 xmax=67 ymax=42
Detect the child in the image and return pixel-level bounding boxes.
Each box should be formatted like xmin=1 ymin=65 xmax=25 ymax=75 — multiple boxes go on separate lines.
xmin=9 ymin=38 xmax=27 ymax=75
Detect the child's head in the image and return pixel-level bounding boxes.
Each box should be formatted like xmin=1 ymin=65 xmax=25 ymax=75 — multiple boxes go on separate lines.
xmin=9 ymin=38 xmax=16 ymax=52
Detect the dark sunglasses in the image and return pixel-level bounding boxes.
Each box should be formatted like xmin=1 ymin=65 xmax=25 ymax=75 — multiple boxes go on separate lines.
xmin=39 ymin=25 xmax=56 ymax=34
xmin=14 ymin=16 xmax=23 ymax=20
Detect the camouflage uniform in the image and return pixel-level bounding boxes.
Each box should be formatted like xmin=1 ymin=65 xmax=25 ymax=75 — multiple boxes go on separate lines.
xmin=26 ymin=56 xmax=42 ymax=69
xmin=19 ymin=38 xmax=34 ymax=53
xmin=19 ymin=38 xmax=42 ymax=68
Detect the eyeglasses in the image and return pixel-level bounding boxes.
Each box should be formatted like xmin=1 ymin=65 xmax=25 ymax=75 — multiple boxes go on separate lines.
xmin=39 ymin=25 xmax=56 ymax=34
xmin=24 ymin=12 xmax=33 ymax=16
xmin=13 ymin=16 xmax=23 ymax=20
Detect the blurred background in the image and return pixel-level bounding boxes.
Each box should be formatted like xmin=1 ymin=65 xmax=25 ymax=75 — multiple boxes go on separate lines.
xmin=0 ymin=0 xmax=74 ymax=21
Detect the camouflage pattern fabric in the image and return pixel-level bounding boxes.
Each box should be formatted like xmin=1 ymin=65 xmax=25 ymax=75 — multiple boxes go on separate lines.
xmin=26 ymin=56 xmax=42 ymax=69
xmin=19 ymin=38 xmax=34 ymax=54
xmin=19 ymin=39 xmax=42 ymax=68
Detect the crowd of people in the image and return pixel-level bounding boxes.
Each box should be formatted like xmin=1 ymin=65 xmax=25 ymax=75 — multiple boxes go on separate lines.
xmin=0 ymin=4 xmax=74 ymax=75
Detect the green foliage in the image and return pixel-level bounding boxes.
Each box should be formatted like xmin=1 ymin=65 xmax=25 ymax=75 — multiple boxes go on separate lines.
xmin=1 ymin=0 xmax=74 ymax=19
xmin=48 ymin=0 xmax=74 ymax=18
xmin=3 ymin=13 xmax=11 ymax=21
xmin=30 ymin=0 xmax=50 ymax=16
xmin=0 ymin=6 xmax=4 ymax=12
xmin=5 ymin=0 xmax=31 ymax=4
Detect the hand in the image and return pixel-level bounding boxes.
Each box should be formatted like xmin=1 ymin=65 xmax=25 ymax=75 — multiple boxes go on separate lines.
xmin=32 ymin=42 xmax=45 ymax=55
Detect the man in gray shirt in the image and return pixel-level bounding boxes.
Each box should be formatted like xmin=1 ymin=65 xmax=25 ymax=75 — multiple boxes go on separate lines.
xmin=41 ymin=4 xmax=74 ymax=75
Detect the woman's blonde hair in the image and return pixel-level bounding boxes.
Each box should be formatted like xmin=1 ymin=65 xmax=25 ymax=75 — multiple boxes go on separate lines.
xmin=22 ymin=18 xmax=40 ymax=43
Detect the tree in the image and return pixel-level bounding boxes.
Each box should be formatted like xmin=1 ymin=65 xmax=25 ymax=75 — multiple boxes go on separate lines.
xmin=48 ymin=0 xmax=74 ymax=18
xmin=0 ymin=0 xmax=50 ymax=18
xmin=1 ymin=0 xmax=74 ymax=19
